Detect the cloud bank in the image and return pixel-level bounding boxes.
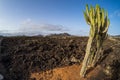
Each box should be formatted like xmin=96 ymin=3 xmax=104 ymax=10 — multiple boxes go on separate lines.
xmin=19 ymin=19 xmax=68 ymax=35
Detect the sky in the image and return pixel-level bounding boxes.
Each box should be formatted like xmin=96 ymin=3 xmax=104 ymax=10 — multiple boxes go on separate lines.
xmin=0 ymin=0 xmax=120 ymax=36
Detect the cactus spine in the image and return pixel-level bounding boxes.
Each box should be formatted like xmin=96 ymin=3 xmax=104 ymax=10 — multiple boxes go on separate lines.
xmin=80 ymin=4 xmax=110 ymax=77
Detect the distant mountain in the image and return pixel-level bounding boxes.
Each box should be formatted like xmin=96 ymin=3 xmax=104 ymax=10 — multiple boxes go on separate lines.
xmin=114 ymin=35 xmax=120 ymax=37
xmin=0 ymin=32 xmax=44 ymax=36
xmin=48 ymin=33 xmax=71 ymax=37
xmin=0 ymin=33 xmax=13 ymax=36
xmin=0 ymin=32 xmax=72 ymax=37
xmin=109 ymin=35 xmax=120 ymax=37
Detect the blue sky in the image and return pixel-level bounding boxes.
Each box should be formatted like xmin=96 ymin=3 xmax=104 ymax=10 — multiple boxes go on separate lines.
xmin=0 ymin=0 xmax=120 ymax=36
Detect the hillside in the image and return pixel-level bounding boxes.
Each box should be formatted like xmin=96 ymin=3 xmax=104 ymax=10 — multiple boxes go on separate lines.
xmin=0 ymin=36 xmax=120 ymax=80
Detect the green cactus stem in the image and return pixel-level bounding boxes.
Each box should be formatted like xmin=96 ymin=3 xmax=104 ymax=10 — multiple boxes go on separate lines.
xmin=80 ymin=4 xmax=110 ymax=77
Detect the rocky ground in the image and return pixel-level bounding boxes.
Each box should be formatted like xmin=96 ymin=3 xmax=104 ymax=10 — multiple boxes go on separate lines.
xmin=0 ymin=36 xmax=120 ymax=80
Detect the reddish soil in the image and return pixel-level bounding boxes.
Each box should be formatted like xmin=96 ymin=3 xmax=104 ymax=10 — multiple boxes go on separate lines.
xmin=30 ymin=64 xmax=106 ymax=80
xmin=30 ymin=64 xmax=81 ymax=80
xmin=0 ymin=36 xmax=120 ymax=80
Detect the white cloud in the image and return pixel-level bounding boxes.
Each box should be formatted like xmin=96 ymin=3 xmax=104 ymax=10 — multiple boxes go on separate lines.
xmin=19 ymin=19 xmax=68 ymax=34
xmin=0 ymin=19 xmax=69 ymax=36
xmin=110 ymin=10 xmax=120 ymax=18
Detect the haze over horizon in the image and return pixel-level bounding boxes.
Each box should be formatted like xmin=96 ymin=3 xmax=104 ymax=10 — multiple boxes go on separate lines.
xmin=0 ymin=0 xmax=120 ymax=36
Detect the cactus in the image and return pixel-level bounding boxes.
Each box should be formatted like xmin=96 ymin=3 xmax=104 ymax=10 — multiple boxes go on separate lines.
xmin=80 ymin=4 xmax=110 ymax=77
